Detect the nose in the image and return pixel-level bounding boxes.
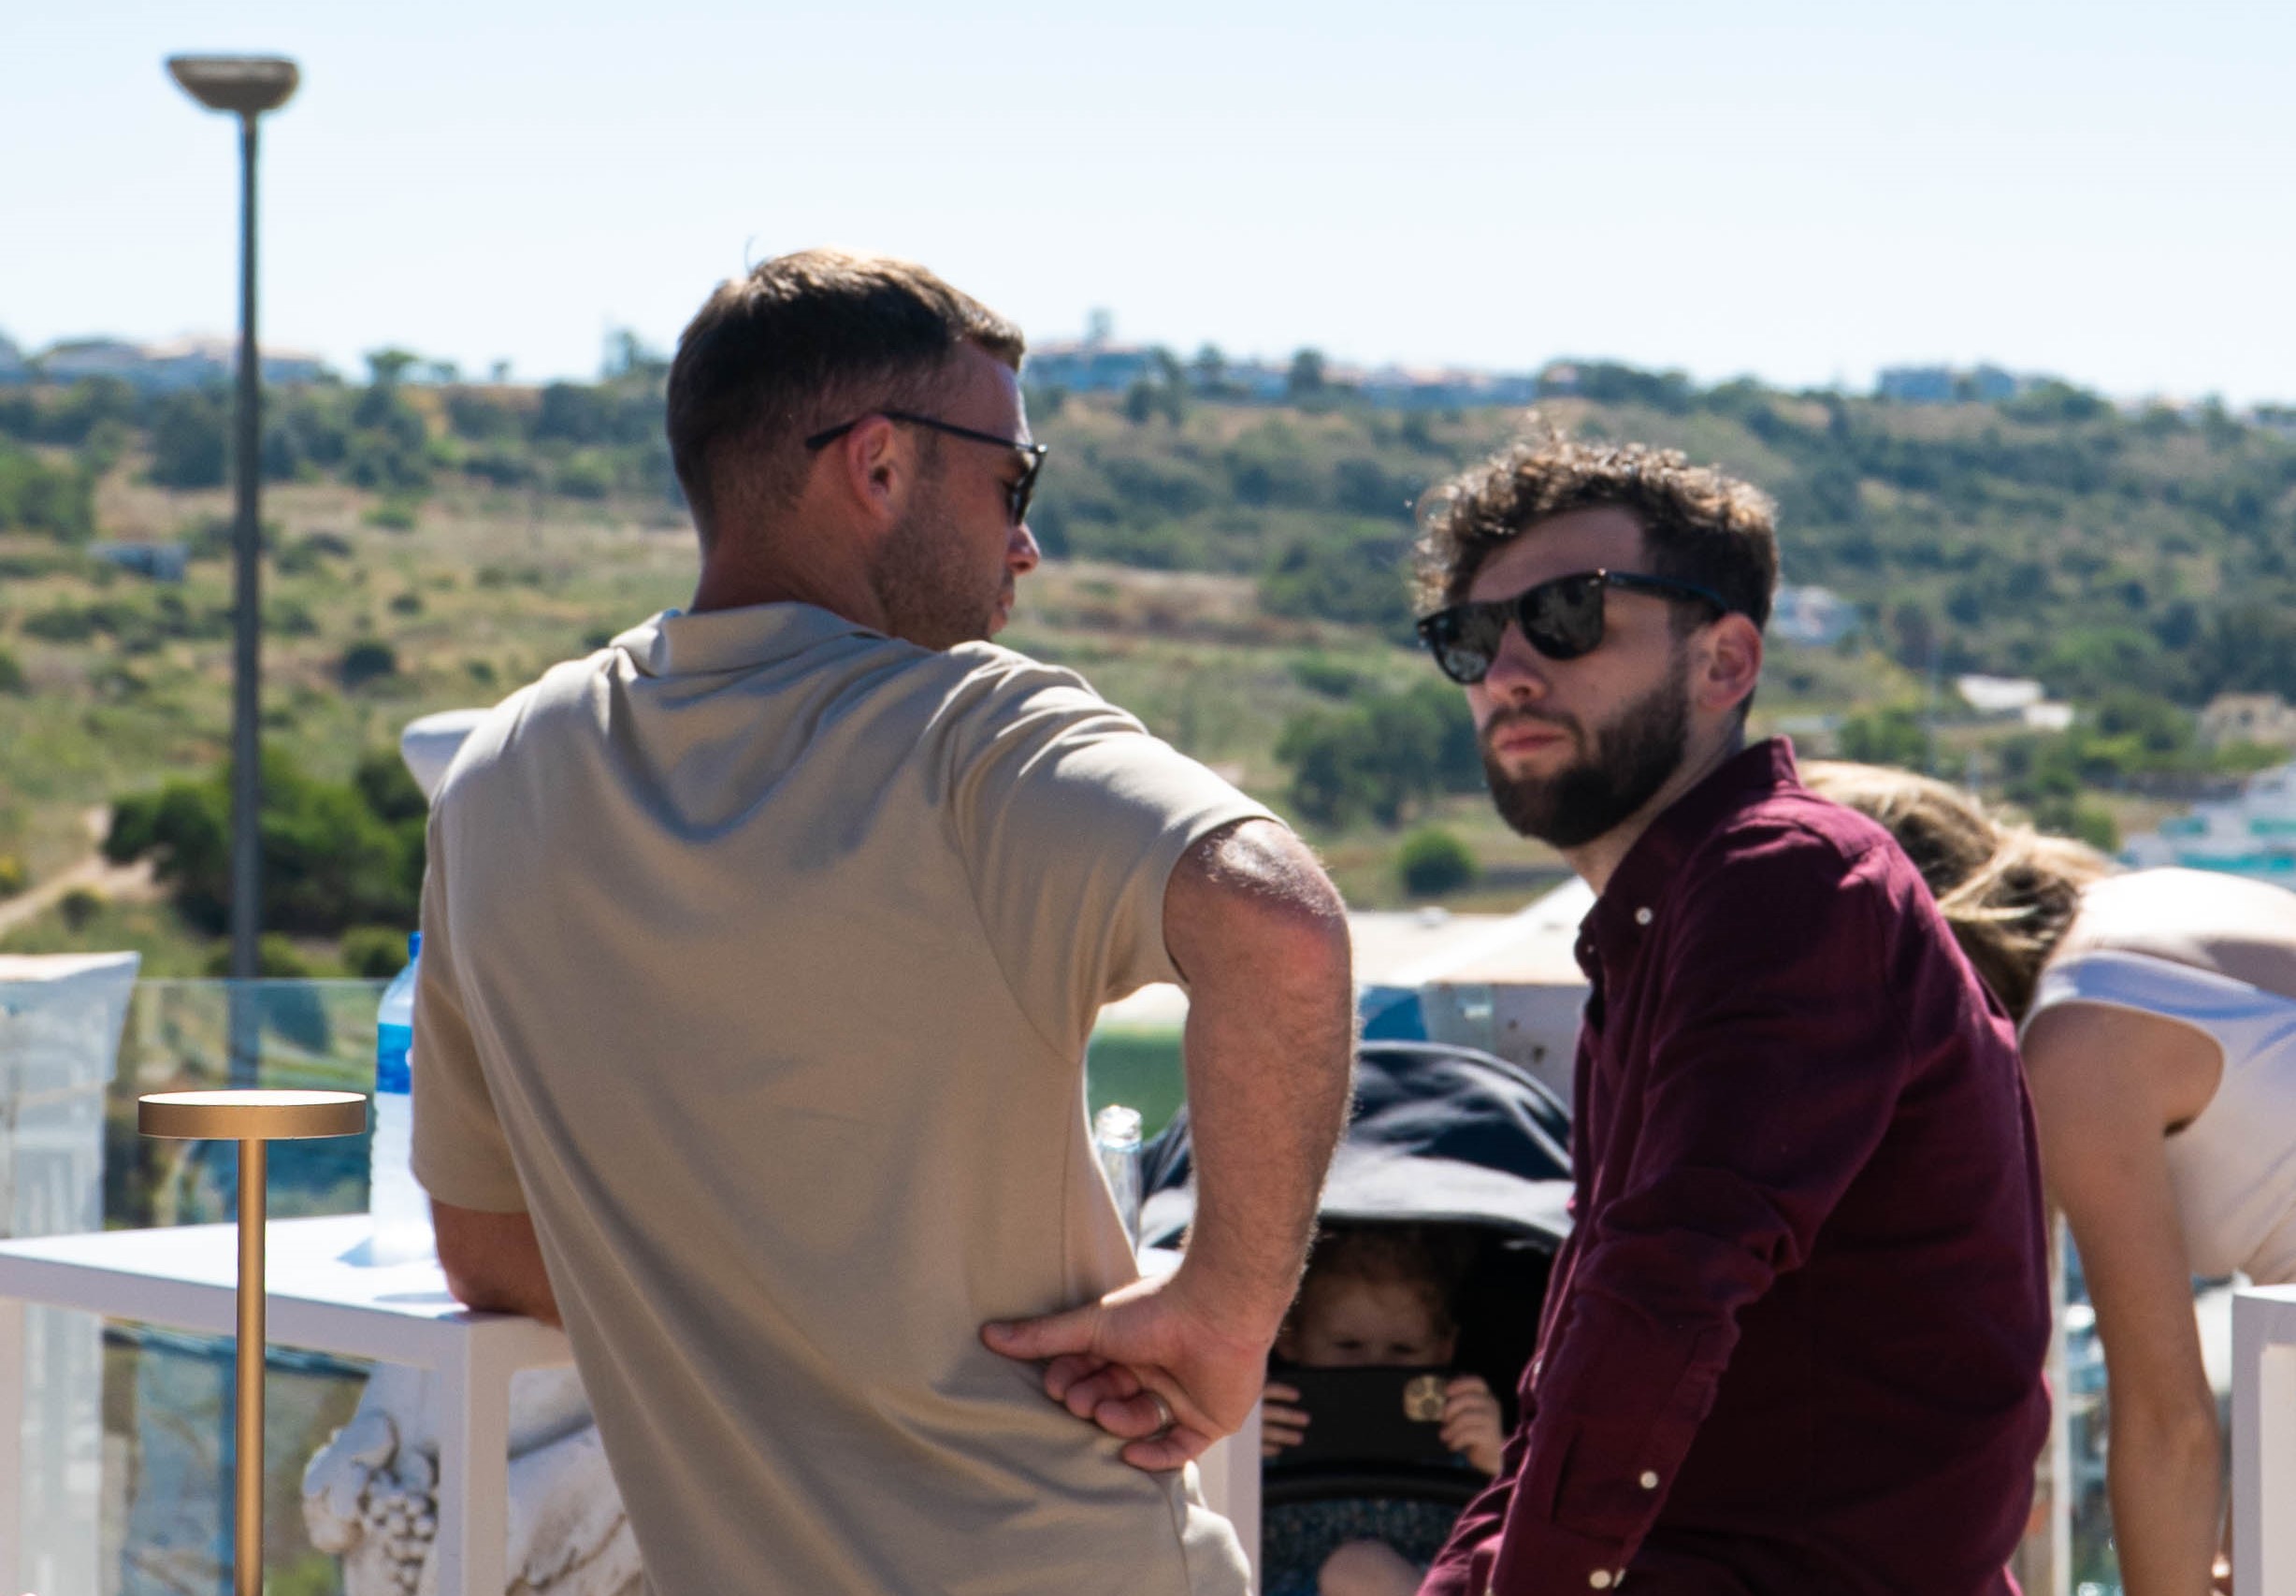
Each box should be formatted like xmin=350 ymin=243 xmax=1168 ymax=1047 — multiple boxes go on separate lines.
xmin=1477 ymin=618 xmax=1551 ymax=702
xmin=1008 ymin=520 xmax=1042 ymax=575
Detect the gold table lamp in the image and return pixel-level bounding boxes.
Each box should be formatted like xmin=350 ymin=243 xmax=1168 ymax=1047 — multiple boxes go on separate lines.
xmin=139 ymin=1089 xmax=369 ymax=1596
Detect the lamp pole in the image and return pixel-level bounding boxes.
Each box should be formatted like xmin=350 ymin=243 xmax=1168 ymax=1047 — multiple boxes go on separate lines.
xmin=166 ymin=55 xmax=298 ymax=1084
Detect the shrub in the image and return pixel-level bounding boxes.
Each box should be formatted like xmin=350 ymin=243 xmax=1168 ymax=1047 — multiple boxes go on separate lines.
xmin=205 ymin=933 xmax=316 ymax=979
xmin=0 ymin=855 xmax=26 ymax=898
xmin=341 ymin=925 xmax=414 ymax=980
xmin=556 ymin=452 xmax=615 ymax=500
xmin=339 ymin=640 xmax=400 ymax=690
xmin=58 ymin=886 xmax=105 ymax=931
xmin=1289 ymin=654 xmax=1370 ymax=699
xmin=1398 ymin=827 xmax=1478 ymax=897
xmin=0 ymin=646 xmax=25 ymax=695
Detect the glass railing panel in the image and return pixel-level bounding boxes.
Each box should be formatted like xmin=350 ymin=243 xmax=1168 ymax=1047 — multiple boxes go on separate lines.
xmin=106 ymin=978 xmax=388 ymax=1230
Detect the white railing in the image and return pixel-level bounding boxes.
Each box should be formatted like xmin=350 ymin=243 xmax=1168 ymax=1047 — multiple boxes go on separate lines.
xmin=2234 ymin=1284 xmax=2296 ymax=1590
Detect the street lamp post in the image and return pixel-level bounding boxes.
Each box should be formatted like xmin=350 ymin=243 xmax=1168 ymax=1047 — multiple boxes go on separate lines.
xmin=166 ymin=55 xmax=298 ymax=1085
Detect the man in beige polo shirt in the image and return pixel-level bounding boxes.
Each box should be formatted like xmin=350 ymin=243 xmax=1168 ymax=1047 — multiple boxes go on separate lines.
xmin=412 ymin=251 xmax=1354 ymax=1594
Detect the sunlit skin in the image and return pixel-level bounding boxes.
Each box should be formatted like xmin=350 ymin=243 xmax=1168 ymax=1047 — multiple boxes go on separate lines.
xmin=1464 ymin=506 xmax=1765 ymax=893
xmin=688 ymin=340 xmax=1041 ymax=643
xmin=1262 ymin=1273 xmax=1506 ymax=1477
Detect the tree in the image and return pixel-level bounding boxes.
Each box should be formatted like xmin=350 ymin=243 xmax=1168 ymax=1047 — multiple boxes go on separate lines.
xmin=1835 ymin=706 xmax=1931 ymax=771
xmin=1259 ymin=525 xmax=1414 ymax=632
xmin=1190 ymin=344 xmax=1229 ymax=394
xmin=148 ymin=388 xmax=229 ymax=488
xmin=0 ymin=443 xmax=94 ymax=539
xmin=1276 ymin=681 xmax=1481 ymax=829
xmin=1398 ymin=827 xmax=1477 ymax=897
xmin=364 ymin=349 xmax=420 ymax=388
xmin=107 ymin=750 xmax=426 ymax=938
xmin=1286 ymin=349 xmax=1327 ymax=401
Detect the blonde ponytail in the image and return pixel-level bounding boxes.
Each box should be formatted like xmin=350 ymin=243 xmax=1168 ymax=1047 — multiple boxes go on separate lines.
xmin=1803 ymin=761 xmax=2115 ymax=1019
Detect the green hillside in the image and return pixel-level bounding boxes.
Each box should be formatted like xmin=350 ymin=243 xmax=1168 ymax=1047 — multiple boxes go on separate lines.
xmin=3 ymin=353 xmax=2290 ymax=971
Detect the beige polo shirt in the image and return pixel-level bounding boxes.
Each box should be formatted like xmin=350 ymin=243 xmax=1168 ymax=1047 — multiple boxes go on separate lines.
xmin=412 ymin=602 xmax=1270 ymax=1596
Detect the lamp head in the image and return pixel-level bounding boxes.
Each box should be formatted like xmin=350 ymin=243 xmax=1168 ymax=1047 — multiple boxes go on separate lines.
xmin=166 ymin=55 xmax=299 ymax=117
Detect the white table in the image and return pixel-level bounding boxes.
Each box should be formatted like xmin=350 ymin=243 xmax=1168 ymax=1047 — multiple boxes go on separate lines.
xmin=2236 ymin=1284 xmax=2296 ymax=1593
xmin=0 ymin=1214 xmax=570 ymax=1596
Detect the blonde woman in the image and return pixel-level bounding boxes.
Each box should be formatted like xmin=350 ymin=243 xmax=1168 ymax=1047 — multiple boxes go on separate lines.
xmin=1808 ymin=761 xmax=2296 ymax=1595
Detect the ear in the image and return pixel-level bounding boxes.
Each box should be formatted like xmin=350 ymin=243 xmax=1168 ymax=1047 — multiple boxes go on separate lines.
xmin=1693 ymin=612 xmax=1764 ymax=717
xmin=822 ymin=414 xmax=908 ymax=527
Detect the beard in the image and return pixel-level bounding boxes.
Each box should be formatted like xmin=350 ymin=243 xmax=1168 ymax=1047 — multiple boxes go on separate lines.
xmin=1480 ymin=667 xmax=1691 ymax=848
xmin=866 ymin=466 xmax=1006 ymax=653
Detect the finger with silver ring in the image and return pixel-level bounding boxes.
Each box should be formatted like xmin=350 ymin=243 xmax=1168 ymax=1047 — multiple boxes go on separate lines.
xmin=1148 ymin=1391 xmax=1177 ymax=1436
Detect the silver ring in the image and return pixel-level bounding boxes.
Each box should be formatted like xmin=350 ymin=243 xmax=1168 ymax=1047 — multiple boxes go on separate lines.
xmin=1147 ymin=1391 xmax=1177 ymax=1436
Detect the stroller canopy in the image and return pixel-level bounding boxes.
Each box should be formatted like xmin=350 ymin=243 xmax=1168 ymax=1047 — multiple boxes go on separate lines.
xmin=1138 ymin=1042 xmax=1573 ymax=1253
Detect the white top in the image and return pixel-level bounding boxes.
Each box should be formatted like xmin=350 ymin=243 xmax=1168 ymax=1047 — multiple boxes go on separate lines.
xmin=2029 ymin=947 xmax=2296 ymax=1281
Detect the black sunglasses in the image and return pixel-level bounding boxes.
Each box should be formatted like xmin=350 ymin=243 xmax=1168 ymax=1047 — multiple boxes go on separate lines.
xmin=1416 ymin=568 xmax=1732 ymax=685
xmin=803 ymin=410 xmax=1048 ymax=526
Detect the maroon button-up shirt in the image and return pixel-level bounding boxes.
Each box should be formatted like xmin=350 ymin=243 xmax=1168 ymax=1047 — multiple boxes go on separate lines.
xmin=1423 ymin=740 xmax=2050 ymax=1595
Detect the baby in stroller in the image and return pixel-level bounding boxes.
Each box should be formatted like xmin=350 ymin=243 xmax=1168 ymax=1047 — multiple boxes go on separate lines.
xmin=1137 ymin=1040 xmax=1569 ymax=1596
xmin=1261 ymin=1223 xmax=1506 ymax=1596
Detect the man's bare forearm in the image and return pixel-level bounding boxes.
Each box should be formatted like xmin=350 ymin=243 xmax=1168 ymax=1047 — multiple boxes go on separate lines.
xmin=1163 ymin=820 xmax=1354 ymax=1344
xmin=432 ymin=1199 xmax=563 ymax=1327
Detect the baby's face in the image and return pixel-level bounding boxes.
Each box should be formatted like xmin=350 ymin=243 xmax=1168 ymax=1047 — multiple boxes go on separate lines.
xmin=1284 ymin=1277 xmax=1458 ymax=1368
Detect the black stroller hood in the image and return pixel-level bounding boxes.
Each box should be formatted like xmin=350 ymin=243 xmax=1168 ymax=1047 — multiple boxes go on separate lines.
xmin=1138 ymin=1042 xmax=1574 ymax=1253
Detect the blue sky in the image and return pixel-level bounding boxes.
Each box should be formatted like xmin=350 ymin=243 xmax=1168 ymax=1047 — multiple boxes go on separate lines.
xmin=7 ymin=0 xmax=2291 ymax=402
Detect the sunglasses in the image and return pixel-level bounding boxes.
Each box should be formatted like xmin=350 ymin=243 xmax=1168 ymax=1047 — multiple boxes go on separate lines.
xmin=804 ymin=410 xmax=1049 ymax=527
xmin=1416 ymin=568 xmax=1731 ymax=685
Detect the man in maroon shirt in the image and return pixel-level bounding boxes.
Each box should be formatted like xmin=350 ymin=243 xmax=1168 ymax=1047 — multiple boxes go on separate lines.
xmin=1409 ymin=435 xmax=2050 ymax=1594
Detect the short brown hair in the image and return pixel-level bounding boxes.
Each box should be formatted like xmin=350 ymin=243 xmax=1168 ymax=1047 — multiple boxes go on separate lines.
xmin=665 ymin=249 xmax=1025 ymax=548
xmin=1803 ymin=760 xmax=2115 ymax=1017
xmin=1413 ymin=424 xmax=1780 ymax=630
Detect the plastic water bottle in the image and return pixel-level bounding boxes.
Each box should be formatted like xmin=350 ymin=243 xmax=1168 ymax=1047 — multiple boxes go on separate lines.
xmin=370 ymin=932 xmax=433 ymax=1262
xmin=1094 ymin=1104 xmax=1144 ymax=1248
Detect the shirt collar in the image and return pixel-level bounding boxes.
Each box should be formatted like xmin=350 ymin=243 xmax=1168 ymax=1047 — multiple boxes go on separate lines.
xmin=1579 ymin=737 xmax=1802 ymax=975
xmin=612 ymin=602 xmax=888 ymax=680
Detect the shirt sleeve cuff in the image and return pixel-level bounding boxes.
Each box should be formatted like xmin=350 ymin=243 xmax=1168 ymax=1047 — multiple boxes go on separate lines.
xmin=1489 ymin=1520 xmax=1635 ymax=1593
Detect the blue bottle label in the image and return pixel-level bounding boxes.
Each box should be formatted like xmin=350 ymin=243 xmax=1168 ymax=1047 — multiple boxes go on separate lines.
xmin=377 ymin=1021 xmax=412 ymax=1095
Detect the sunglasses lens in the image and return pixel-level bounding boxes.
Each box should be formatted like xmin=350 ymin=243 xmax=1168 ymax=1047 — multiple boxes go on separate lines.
xmin=1519 ymin=576 xmax=1606 ymax=661
xmin=1010 ymin=456 xmax=1042 ymax=525
xmin=1421 ymin=606 xmax=1503 ymax=684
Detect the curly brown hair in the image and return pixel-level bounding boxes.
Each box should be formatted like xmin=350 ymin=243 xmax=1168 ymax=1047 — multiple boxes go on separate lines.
xmin=1803 ymin=760 xmax=2116 ymax=1017
xmin=1412 ymin=424 xmax=1780 ymax=631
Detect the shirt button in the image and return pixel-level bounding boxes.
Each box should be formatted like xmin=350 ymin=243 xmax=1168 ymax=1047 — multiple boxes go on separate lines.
xmin=1589 ymin=1574 xmax=1612 ymax=1590
xmin=1634 ymin=907 xmax=1653 ymax=927
xmin=1639 ymin=1470 xmax=1659 ymax=1489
